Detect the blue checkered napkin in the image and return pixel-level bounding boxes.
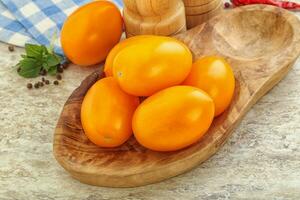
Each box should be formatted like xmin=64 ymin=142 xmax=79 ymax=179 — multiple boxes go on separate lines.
xmin=0 ymin=1 xmax=37 ymax=47
xmin=0 ymin=0 xmax=124 ymax=55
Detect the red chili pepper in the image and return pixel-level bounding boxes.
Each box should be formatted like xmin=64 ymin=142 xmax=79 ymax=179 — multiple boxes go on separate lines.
xmin=230 ymin=0 xmax=300 ymax=10
xmin=278 ymin=1 xmax=300 ymax=9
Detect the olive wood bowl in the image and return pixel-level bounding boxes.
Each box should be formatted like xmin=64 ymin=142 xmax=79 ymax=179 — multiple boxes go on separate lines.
xmin=53 ymin=5 xmax=300 ymax=187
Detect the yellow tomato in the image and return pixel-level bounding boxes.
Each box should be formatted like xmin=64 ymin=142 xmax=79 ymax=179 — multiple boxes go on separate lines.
xmin=132 ymin=86 xmax=215 ymax=152
xmin=104 ymin=35 xmax=152 ymax=77
xmin=81 ymin=77 xmax=139 ymax=147
xmin=61 ymin=1 xmax=123 ymax=66
xmin=184 ymin=56 xmax=235 ymax=117
xmin=112 ymin=36 xmax=193 ymax=96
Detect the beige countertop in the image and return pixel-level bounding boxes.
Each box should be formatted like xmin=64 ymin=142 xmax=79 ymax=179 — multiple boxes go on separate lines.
xmin=1 ymin=21 xmax=300 ymax=200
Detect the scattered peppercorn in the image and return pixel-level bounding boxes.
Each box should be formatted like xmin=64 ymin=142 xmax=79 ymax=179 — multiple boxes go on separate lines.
xmin=57 ymin=66 xmax=64 ymax=73
xmin=27 ymin=83 xmax=33 ymax=89
xmin=53 ymin=80 xmax=59 ymax=85
xmin=42 ymin=77 xmax=45 ymax=82
xmin=40 ymin=69 xmax=47 ymax=76
xmin=45 ymin=80 xmax=50 ymax=85
xmin=61 ymin=61 xmax=70 ymax=69
xmin=38 ymin=81 xmax=44 ymax=87
xmin=56 ymin=74 xmax=62 ymax=80
xmin=34 ymin=83 xmax=39 ymax=89
xmin=224 ymin=2 xmax=231 ymax=8
xmin=8 ymin=45 xmax=14 ymax=52
xmin=17 ymin=67 xmax=21 ymax=72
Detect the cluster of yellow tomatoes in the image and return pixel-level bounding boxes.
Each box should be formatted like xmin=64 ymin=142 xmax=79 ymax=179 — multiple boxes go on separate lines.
xmin=81 ymin=35 xmax=235 ymax=152
xmin=61 ymin=1 xmax=235 ymax=152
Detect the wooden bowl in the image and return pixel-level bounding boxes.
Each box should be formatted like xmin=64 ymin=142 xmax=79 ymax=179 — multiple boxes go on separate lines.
xmin=53 ymin=5 xmax=300 ymax=187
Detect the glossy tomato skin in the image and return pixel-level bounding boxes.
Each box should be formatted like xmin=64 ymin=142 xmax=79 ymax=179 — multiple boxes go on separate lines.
xmin=183 ymin=56 xmax=235 ymax=117
xmin=113 ymin=36 xmax=193 ymax=96
xmin=61 ymin=1 xmax=123 ymax=66
xmin=81 ymin=77 xmax=139 ymax=147
xmin=104 ymin=35 xmax=152 ymax=77
xmin=132 ymin=86 xmax=215 ymax=152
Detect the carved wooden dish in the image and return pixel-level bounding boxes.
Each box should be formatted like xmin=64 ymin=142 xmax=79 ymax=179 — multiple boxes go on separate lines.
xmin=53 ymin=5 xmax=300 ymax=187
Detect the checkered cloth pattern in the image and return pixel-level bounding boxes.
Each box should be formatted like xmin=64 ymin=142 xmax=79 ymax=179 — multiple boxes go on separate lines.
xmin=0 ymin=0 xmax=123 ymax=55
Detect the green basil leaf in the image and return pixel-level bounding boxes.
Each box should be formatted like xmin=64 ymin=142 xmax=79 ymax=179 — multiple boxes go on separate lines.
xmin=18 ymin=43 xmax=63 ymax=79
xmin=42 ymin=62 xmax=49 ymax=70
xmin=25 ymin=44 xmax=43 ymax=58
xmin=19 ymin=57 xmax=37 ymax=68
xmin=45 ymin=54 xmax=60 ymax=67
xmin=41 ymin=45 xmax=48 ymax=54
xmin=18 ymin=58 xmax=41 ymax=78
xmin=48 ymin=65 xmax=57 ymax=76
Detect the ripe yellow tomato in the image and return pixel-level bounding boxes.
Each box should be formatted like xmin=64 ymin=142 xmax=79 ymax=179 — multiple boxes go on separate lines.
xmin=81 ymin=77 xmax=139 ymax=147
xmin=183 ymin=56 xmax=235 ymax=117
xmin=104 ymin=35 xmax=152 ymax=77
xmin=132 ymin=86 xmax=215 ymax=152
xmin=61 ymin=1 xmax=123 ymax=66
xmin=112 ymin=36 xmax=193 ymax=96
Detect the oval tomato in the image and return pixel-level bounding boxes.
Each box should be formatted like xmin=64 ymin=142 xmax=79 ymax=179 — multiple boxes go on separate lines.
xmin=104 ymin=35 xmax=152 ymax=77
xmin=113 ymin=36 xmax=193 ymax=96
xmin=184 ymin=56 xmax=235 ymax=117
xmin=61 ymin=1 xmax=123 ymax=66
xmin=132 ymin=86 xmax=215 ymax=152
xmin=81 ymin=77 xmax=139 ymax=147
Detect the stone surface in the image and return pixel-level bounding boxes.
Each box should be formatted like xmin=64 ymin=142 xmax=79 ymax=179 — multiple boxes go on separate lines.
xmin=1 ymin=16 xmax=300 ymax=200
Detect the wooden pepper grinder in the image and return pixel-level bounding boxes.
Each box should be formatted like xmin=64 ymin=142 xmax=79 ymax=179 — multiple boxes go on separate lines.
xmin=183 ymin=0 xmax=223 ymax=29
xmin=123 ymin=0 xmax=187 ymax=37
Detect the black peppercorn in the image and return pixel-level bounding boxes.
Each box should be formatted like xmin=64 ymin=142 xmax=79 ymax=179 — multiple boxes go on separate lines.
xmin=17 ymin=67 xmax=21 ymax=72
xmin=57 ymin=66 xmax=64 ymax=73
xmin=27 ymin=83 xmax=33 ymax=89
xmin=42 ymin=77 xmax=45 ymax=82
xmin=61 ymin=61 xmax=70 ymax=69
xmin=38 ymin=82 xmax=44 ymax=87
xmin=56 ymin=74 xmax=62 ymax=80
xmin=34 ymin=83 xmax=39 ymax=89
xmin=45 ymin=80 xmax=50 ymax=85
xmin=40 ymin=69 xmax=47 ymax=76
xmin=8 ymin=45 xmax=14 ymax=52
xmin=53 ymin=80 xmax=59 ymax=85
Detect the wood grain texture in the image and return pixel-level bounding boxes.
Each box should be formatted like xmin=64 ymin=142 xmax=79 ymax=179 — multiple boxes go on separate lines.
xmin=183 ymin=0 xmax=217 ymax=6
xmin=185 ymin=0 xmax=222 ymax=16
xmin=186 ymin=2 xmax=223 ymax=28
xmin=53 ymin=5 xmax=300 ymax=187
xmin=123 ymin=0 xmax=187 ymax=37
xmin=125 ymin=24 xmax=187 ymax=38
